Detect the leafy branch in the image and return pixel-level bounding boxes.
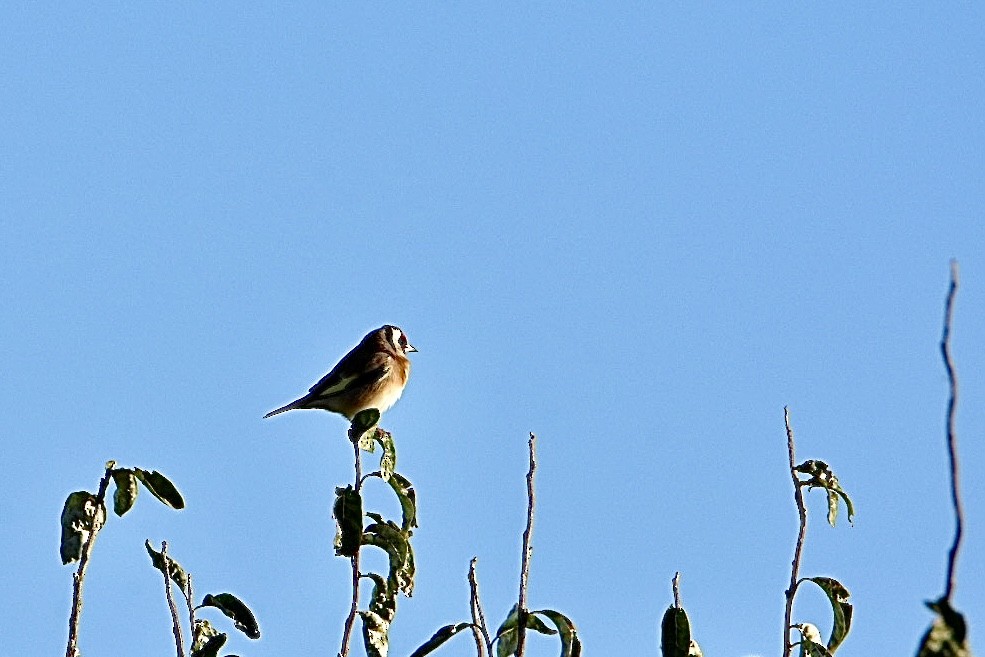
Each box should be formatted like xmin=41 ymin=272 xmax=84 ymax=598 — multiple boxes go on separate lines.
xmin=146 ymin=540 xmax=260 ymax=657
xmin=660 ymin=573 xmax=701 ymax=657
xmin=334 ymin=408 xmax=419 ymax=657
xmin=62 ymin=461 xmax=185 ymax=657
xmin=406 ymin=434 xmax=581 ymax=657
xmin=782 ymin=410 xmax=854 ymax=657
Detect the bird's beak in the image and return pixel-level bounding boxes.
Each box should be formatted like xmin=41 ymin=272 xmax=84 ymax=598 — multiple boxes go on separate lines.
xmin=407 ymin=343 xmax=418 ymax=353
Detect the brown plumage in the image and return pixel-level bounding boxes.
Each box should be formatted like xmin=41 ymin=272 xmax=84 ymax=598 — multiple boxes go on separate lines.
xmin=264 ymin=325 xmax=416 ymax=420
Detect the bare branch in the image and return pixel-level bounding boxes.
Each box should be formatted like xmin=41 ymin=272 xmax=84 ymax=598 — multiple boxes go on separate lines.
xmin=516 ymin=433 xmax=537 ymax=657
xmin=469 ymin=558 xmax=491 ymax=657
xmin=161 ymin=542 xmax=185 ymax=657
xmin=339 ymin=434 xmax=364 ymax=657
xmin=782 ymin=407 xmax=807 ymax=657
xmin=940 ymin=260 xmax=965 ymax=602
xmin=672 ymin=572 xmax=682 ymax=609
xmin=185 ymin=574 xmax=195 ymax=646
xmin=65 ymin=462 xmax=115 ymax=657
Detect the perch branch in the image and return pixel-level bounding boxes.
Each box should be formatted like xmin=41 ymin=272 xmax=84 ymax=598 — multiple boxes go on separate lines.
xmin=339 ymin=431 xmax=364 ymax=657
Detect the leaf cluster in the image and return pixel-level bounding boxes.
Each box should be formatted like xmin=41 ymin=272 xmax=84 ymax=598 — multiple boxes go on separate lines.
xmin=793 ymin=459 xmax=854 ymax=527
xmin=60 ymin=462 xmax=185 ymax=565
xmin=145 ymin=539 xmax=261 ymax=657
xmin=335 ymin=410 xmax=420 ymax=657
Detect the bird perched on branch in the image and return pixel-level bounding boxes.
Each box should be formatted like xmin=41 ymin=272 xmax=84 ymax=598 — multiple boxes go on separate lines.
xmin=264 ymin=325 xmax=417 ymax=420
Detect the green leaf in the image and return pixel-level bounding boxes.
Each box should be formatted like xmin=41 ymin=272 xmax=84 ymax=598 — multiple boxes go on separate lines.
xmin=144 ymin=540 xmax=189 ymax=590
xmin=191 ymin=619 xmax=227 ymax=657
xmin=201 ymin=593 xmax=261 ymax=640
xmin=805 ymin=577 xmax=852 ymax=652
xmin=359 ymin=610 xmax=390 ymax=657
xmin=494 ymin=605 xmax=519 ymax=657
xmin=333 ymin=485 xmax=363 ymax=557
xmin=351 ymin=409 xmax=381 ymax=448
xmin=917 ymin=598 xmax=970 ymax=657
xmin=408 ymin=623 xmax=473 ymax=657
xmin=533 ymin=609 xmax=582 ymax=657
xmin=111 ymin=469 xmax=139 ymax=517
xmin=493 ymin=605 xmax=563 ymax=657
xmin=59 ymin=491 xmax=106 ymax=565
xmin=661 ymin=606 xmax=691 ymax=657
xmin=134 ymin=469 xmax=185 ymax=510
xmin=387 ymin=472 xmax=418 ymax=531
xmin=374 ymin=430 xmax=396 ymax=481
xmin=794 ymin=460 xmax=854 ymax=526
xmin=793 ymin=623 xmax=833 ymax=657
xmin=362 ymin=519 xmax=415 ymax=596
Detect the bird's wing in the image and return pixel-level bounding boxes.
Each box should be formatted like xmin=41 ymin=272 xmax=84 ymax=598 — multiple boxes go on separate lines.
xmin=307 ymin=352 xmax=392 ymax=400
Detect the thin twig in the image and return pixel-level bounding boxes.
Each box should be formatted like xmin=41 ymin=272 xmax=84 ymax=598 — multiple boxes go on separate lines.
xmin=185 ymin=574 xmax=196 ymax=646
xmin=516 ymin=433 xmax=537 ymax=657
xmin=469 ymin=558 xmax=491 ymax=657
xmin=672 ymin=572 xmax=682 ymax=609
xmin=940 ymin=260 xmax=964 ymax=602
xmin=339 ymin=433 xmax=364 ymax=657
xmin=161 ymin=542 xmax=185 ymax=657
xmin=65 ymin=462 xmax=115 ymax=657
xmin=782 ymin=407 xmax=807 ymax=657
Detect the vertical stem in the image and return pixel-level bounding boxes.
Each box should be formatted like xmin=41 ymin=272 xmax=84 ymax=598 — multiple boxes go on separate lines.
xmin=672 ymin=572 xmax=682 ymax=609
xmin=185 ymin=574 xmax=196 ymax=646
xmin=516 ymin=433 xmax=537 ymax=657
xmin=161 ymin=541 xmax=185 ymax=657
xmin=940 ymin=260 xmax=964 ymax=602
xmin=65 ymin=463 xmax=115 ymax=657
xmin=469 ymin=558 xmax=491 ymax=657
xmin=782 ymin=408 xmax=807 ymax=657
xmin=339 ymin=435 xmax=363 ymax=657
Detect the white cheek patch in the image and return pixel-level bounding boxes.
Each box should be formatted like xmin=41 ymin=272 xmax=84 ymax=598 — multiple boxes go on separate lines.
xmin=389 ymin=327 xmax=403 ymax=350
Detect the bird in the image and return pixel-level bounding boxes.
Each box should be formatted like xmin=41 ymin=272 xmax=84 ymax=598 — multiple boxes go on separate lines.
xmin=264 ymin=325 xmax=417 ymax=420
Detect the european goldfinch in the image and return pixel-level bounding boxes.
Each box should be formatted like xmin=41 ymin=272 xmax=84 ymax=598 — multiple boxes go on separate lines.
xmin=264 ymin=325 xmax=417 ymax=420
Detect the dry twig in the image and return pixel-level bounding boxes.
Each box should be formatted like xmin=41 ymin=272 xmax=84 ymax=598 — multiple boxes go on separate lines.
xmin=469 ymin=558 xmax=491 ymax=657
xmin=65 ymin=463 xmax=115 ymax=657
xmin=782 ymin=407 xmax=807 ymax=657
xmin=161 ymin=541 xmax=185 ymax=657
xmin=516 ymin=433 xmax=537 ymax=657
xmin=940 ymin=260 xmax=964 ymax=602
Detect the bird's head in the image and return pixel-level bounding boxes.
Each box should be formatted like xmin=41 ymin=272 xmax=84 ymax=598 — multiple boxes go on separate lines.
xmin=381 ymin=324 xmax=417 ymax=356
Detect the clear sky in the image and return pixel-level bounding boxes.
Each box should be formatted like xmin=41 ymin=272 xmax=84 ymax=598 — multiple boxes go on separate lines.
xmin=2 ymin=4 xmax=983 ymax=657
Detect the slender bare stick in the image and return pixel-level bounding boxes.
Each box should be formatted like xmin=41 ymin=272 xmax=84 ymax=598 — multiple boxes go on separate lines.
xmin=339 ymin=433 xmax=364 ymax=657
xmin=940 ymin=260 xmax=965 ymax=602
xmin=782 ymin=408 xmax=807 ymax=657
xmin=65 ymin=462 xmax=115 ymax=657
xmin=672 ymin=572 xmax=682 ymax=609
xmin=469 ymin=558 xmax=491 ymax=657
xmin=516 ymin=433 xmax=537 ymax=657
xmin=161 ymin=541 xmax=185 ymax=657
xmin=185 ymin=574 xmax=196 ymax=645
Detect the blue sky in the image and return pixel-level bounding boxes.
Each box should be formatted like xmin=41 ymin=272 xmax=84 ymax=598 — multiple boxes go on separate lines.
xmin=2 ymin=4 xmax=983 ymax=657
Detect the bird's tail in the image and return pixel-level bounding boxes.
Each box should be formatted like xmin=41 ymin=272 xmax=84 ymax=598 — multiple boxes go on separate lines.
xmin=263 ymin=398 xmax=304 ymax=418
